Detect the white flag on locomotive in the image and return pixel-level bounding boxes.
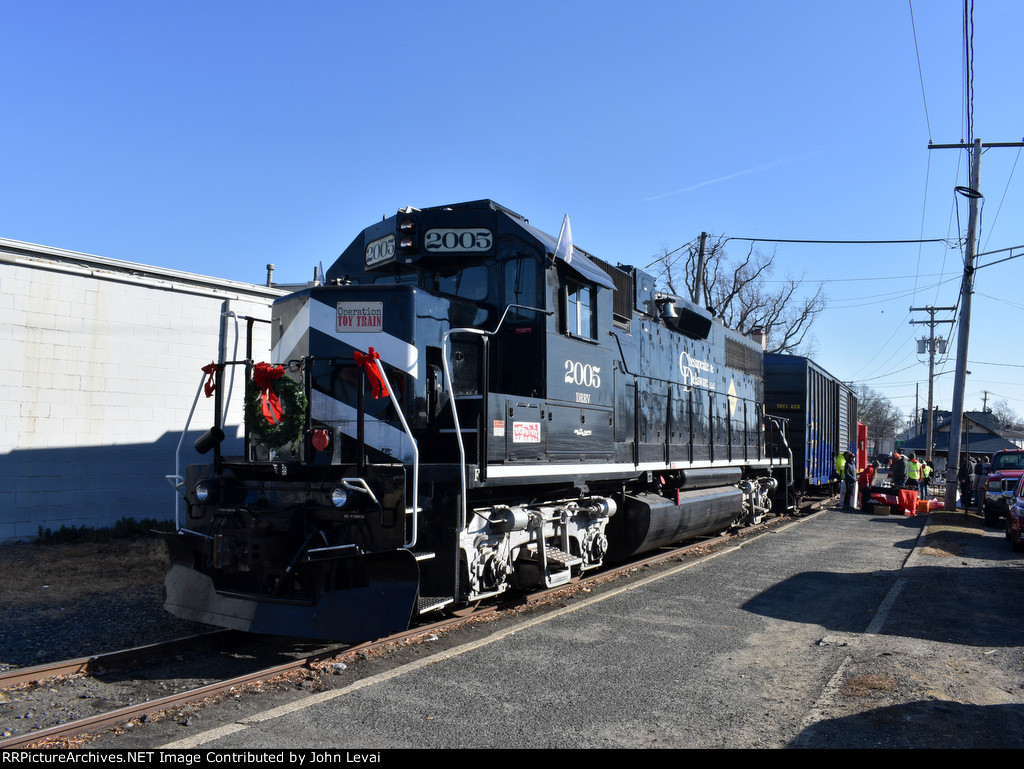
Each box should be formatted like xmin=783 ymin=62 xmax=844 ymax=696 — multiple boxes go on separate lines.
xmin=554 ymin=214 xmax=573 ymax=264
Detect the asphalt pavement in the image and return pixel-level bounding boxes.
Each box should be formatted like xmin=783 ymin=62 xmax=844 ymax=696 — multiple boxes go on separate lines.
xmin=98 ymin=504 xmax=1024 ymax=750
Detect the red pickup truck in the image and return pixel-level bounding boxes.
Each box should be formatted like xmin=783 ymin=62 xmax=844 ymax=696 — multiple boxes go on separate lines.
xmin=984 ymin=449 xmax=1024 ymax=527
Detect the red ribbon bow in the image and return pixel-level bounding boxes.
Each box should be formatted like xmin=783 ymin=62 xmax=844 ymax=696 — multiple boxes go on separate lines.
xmin=353 ymin=347 xmax=389 ymax=400
xmin=201 ymin=362 xmax=219 ymax=398
xmin=253 ymin=361 xmax=285 ymax=424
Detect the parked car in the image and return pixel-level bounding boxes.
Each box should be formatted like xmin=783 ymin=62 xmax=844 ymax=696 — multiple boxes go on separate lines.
xmin=984 ymin=449 xmax=1024 ymax=527
xmin=1006 ymin=474 xmax=1024 ymax=553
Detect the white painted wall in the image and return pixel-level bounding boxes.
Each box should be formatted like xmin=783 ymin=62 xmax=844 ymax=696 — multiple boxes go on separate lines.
xmin=0 ymin=239 xmax=289 ymax=540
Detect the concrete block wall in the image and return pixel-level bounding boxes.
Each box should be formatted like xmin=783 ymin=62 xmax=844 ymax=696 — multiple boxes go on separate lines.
xmin=0 ymin=241 xmax=288 ymax=540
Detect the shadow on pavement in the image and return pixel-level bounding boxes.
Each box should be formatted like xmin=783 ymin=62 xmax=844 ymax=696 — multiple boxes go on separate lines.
xmin=790 ymin=700 xmax=1024 ymax=748
xmin=742 ymin=564 xmax=1024 ymax=648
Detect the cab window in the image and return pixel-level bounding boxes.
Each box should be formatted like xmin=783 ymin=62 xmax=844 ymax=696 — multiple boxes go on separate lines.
xmin=565 ymin=279 xmax=596 ymax=339
xmin=503 ymin=257 xmax=540 ymax=320
xmin=422 ymin=263 xmax=489 ymax=301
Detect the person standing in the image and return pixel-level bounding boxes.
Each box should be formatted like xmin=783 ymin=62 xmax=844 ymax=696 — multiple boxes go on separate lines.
xmin=908 ymin=453 xmax=921 ymax=494
xmin=843 ymin=451 xmax=858 ymax=509
xmin=920 ymin=459 xmax=933 ymax=501
xmin=890 ymin=451 xmax=909 ymax=488
xmin=859 ymin=460 xmax=879 ymax=510
xmin=834 ymin=451 xmax=846 ymax=496
xmin=959 ymin=455 xmax=973 ymax=511
xmin=974 ymin=456 xmax=988 ymax=508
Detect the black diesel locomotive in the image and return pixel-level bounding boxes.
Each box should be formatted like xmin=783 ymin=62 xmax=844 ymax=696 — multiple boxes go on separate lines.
xmin=164 ymin=200 xmax=793 ymax=641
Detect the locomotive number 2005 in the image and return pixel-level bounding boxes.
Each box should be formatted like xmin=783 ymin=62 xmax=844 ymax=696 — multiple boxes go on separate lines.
xmin=365 ymin=234 xmax=396 ymax=266
xmin=424 ymin=229 xmax=493 ymax=252
xmin=564 ymin=359 xmax=601 ymax=389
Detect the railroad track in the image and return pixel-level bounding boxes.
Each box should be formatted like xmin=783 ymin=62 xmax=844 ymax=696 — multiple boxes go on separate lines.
xmin=0 ymin=631 xmax=233 ymax=690
xmin=0 ymin=505 xmax=824 ymax=750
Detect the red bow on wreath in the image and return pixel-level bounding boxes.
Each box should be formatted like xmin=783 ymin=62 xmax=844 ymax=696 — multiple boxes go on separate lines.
xmin=353 ymin=347 xmax=389 ymax=399
xmin=252 ymin=361 xmax=286 ymax=424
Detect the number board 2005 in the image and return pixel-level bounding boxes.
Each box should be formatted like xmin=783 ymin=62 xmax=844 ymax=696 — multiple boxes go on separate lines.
xmin=424 ymin=229 xmax=492 ymax=252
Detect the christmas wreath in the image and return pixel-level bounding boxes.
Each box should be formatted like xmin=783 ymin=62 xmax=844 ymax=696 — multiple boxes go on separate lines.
xmin=245 ymin=362 xmax=308 ymax=451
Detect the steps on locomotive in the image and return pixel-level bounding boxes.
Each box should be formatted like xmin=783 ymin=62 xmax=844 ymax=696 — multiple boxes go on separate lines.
xmin=521 ymin=544 xmax=582 ymax=587
xmin=412 ymin=551 xmax=450 ymax=613
xmin=541 ymin=545 xmax=582 ymax=568
xmin=417 ymin=595 xmax=454 ymax=613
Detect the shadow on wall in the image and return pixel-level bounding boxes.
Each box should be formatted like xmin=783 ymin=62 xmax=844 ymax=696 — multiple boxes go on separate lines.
xmin=0 ymin=427 xmax=242 ymax=541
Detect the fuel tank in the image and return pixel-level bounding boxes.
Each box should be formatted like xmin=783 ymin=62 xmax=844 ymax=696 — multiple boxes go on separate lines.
xmin=607 ymin=486 xmax=743 ymax=560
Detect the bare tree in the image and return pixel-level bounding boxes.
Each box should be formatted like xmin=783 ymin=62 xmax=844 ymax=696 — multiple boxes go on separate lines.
xmin=856 ymin=385 xmax=904 ymax=455
xmin=653 ymin=235 xmax=826 ymax=355
xmin=990 ymin=399 xmax=1024 ymax=431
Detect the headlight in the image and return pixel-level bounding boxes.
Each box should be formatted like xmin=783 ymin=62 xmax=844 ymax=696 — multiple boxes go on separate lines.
xmin=331 ymin=485 xmax=349 ymax=508
xmin=988 ymin=481 xmax=1002 ymax=492
xmin=195 ymin=482 xmax=210 ymax=503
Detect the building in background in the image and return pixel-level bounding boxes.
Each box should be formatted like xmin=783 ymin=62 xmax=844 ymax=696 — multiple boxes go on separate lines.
xmin=0 ymin=238 xmax=288 ymax=540
xmin=899 ymin=410 xmax=1018 ymax=475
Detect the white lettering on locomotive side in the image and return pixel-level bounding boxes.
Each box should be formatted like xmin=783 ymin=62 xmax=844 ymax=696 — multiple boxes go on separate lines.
xmin=679 ymin=351 xmax=716 ymax=390
xmin=564 ymin=359 xmax=601 ymax=389
xmin=575 ymin=392 xmax=591 ymax=403
xmin=681 ymin=351 xmax=715 ymax=374
xmin=512 ymin=421 xmax=541 ymax=443
xmin=336 ymin=302 xmax=383 ymax=333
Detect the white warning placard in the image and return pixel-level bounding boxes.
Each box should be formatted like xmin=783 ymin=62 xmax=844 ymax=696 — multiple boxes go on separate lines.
xmin=337 ymin=302 xmax=383 ymax=333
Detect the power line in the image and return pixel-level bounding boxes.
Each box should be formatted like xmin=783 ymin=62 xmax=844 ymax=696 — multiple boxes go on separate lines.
xmin=761 ymin=271 xmax=952 ymax=285
xmin=982 ymin=143 xmax=1023 ymax=251
xmin=908 ymin=0 xmax=933 ymax=142
xmin=825 ymin=276 xmax=961 ymax=308
xmin=854 ymin=362 xmax=920 ymax=384
xmin=727 ymin=236 xmax=951 ymax=246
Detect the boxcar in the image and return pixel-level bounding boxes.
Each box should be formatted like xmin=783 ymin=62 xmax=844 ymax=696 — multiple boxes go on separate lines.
xmin=763 ymin=354 xmax=857 ymax=494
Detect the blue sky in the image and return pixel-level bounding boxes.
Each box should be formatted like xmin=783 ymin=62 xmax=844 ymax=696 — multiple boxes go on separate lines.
xmin=3 ymin=1 xmax=1023 ymax=429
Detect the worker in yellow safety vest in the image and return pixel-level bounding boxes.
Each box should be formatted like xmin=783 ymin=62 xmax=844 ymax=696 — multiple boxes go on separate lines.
xmin=834 ymin=451 xmax=846 ymax=495
xmin=908 ymin=453 xmax=921 ymax=493
xmin=920 ymin=459 xmax=933 ymax=500
xmin=835 ymin=451 xmax=846 ymax=478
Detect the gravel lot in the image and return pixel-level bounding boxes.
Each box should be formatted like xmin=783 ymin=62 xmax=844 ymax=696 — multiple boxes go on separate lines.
xmin=0 ymin=538 xmax=207 ymax=671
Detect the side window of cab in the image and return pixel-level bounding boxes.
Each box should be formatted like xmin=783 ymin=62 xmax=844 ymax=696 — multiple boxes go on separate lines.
xmin=565 ymin=279 xmax=596 ymax=340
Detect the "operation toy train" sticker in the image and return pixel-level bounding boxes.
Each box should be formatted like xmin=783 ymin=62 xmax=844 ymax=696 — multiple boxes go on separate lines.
xmin=336 ymin=302 xmax=383 ymax=332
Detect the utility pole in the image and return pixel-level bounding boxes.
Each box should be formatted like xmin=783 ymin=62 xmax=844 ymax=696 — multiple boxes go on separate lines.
xmin=915 ymin=384 xmax=919 ymax=432
xmin=930 ymin=138 xmax=1024 ymax=510
xmin=931 ymin=138 xmax=982 ymax=512
xmin=910 ymin=305 xmax=955 ymax=465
